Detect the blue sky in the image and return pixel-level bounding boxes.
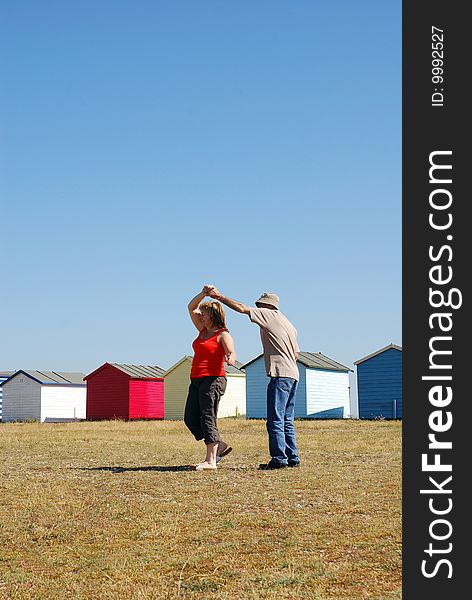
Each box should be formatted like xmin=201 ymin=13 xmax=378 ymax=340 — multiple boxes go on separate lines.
xmin=1 ymin=0 xmax=401 ymax=379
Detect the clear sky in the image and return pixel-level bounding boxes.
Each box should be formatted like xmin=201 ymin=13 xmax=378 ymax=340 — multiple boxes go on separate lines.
xmin=1 ymin=1 xmax=401 ymax=381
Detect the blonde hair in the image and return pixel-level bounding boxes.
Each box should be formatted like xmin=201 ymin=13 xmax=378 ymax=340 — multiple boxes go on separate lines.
xmin=199 ymin=301 xmax=228 ymax=331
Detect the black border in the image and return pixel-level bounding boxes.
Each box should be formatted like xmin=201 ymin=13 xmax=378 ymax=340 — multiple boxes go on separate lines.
xmin=403 ymin=2 xmax=467 ymax=597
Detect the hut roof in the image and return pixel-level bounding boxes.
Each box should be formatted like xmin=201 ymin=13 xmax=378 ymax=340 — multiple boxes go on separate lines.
xmin=242 ymin=352 xmax=352 ymax=372
xmin=354 ymin=344 xmax=402 ymax=366
xmin=85 ymin=363 xmax=165 ymax=380
xmin=1 ymin=370 xmax=86 ymax=386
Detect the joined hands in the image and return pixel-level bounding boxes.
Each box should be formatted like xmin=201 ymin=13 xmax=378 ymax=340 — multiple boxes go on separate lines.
xmin=202 ymin=284 xmax=220 ymax=298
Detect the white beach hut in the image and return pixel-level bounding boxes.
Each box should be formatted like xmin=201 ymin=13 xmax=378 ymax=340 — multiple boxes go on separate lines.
xmin=1 ymin=370 xmax=86 ymax=422
xmin=0 ymin=371 xmax=15 ymax=421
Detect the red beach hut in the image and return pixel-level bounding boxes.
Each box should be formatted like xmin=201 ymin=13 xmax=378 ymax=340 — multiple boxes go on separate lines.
xmin=85 ymin=363 xmax=165 ymax=420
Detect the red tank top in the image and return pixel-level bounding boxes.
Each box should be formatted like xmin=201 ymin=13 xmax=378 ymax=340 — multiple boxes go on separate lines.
xmin=190 ymin=328 xmax=226 ymax=378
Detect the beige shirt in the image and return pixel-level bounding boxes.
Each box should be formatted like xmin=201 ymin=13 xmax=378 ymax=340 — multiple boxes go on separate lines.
xmin=248 ymin=307 xmax=300 ymax=381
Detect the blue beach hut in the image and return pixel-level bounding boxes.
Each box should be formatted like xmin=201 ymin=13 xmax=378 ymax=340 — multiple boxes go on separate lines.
xmin=242 ymin=352 xmax=352 ymax=419
xmin=354 ymin=344 xmax=402 ymax=419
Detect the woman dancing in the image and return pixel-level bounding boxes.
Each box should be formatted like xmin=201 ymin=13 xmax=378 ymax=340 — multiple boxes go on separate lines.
xmin=184 ymin=286 xmax=236 ymax=470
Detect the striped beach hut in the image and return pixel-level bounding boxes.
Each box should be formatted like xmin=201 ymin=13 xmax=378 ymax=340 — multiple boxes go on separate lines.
xmin=1 ymin=370 xmax=86 ymax=422
xmin=354 ymin=344 xmax=402 ymax=419
xmin=163 ymin=356 xmax=246 ymax=419
xmin=85 ymin=363 xmax=165 ymax=420
xmin=0 ymin=371 xmax=15 ymax=421
xmin=243 ymin=352 xmax=352 ymax=419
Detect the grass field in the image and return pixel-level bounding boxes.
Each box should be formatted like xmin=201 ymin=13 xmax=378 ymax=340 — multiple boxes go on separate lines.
xmin=0 ymin=418 xmax=401 ymax=599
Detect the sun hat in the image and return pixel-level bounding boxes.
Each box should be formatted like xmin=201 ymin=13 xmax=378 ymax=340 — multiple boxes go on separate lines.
xmin=255 ymin=292 xmax=280 ymax=309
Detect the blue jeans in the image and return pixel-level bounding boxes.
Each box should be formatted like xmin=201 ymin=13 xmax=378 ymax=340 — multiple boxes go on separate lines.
xmin=266 ymin=377 xmax=299 ymax=465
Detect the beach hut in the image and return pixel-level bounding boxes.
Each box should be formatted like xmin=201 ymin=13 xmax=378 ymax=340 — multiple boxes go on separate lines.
xmin=85 ymin=363 xmax=165 ymax=420
xmin=354 ymin=344 xmax=402 ymax=419
xmin=1 ymin=370 xmax=86 ymax=422
xmin=0 ymin=371 xmax=15 ymax=421
xmin=163 ymin=355 xmax=246 ymax=419
xmin=243 ymin=352 xmax=352 ymax=419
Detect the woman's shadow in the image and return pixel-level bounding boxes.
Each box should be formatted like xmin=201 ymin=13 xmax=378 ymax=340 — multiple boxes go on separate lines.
xmin=79 ymin=465 xmax=196 ymax=473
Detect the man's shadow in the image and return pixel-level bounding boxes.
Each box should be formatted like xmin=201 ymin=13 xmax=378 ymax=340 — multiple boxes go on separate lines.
xmin=79 ymin=465 xmax=196 ymax=473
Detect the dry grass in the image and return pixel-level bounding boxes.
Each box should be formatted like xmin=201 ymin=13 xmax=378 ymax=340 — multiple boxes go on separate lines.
xmin=0 ymin=418 xmax=401 ymax=599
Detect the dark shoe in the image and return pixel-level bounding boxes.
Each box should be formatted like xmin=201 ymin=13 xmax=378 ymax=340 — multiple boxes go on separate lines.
xmin=288 ymin=460 xmax=300 ymax=468
xmin=216 ymin=442 xmax=232 ymax=464
xmin=218 ymin=444 xmax=232 ymax=458
xmin=259 ymin=460 xmax=288 ymax=470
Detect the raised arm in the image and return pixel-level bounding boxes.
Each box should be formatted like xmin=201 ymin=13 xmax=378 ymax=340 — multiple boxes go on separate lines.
xmin=188 ymin=289 xmax=206 ymax=330
xmin=205 ymin=286 xmax=250 ymax=315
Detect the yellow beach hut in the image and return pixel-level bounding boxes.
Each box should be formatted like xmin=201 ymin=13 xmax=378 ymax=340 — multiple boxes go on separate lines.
xmin=163 ymin=355 xmax=246 ymax=419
